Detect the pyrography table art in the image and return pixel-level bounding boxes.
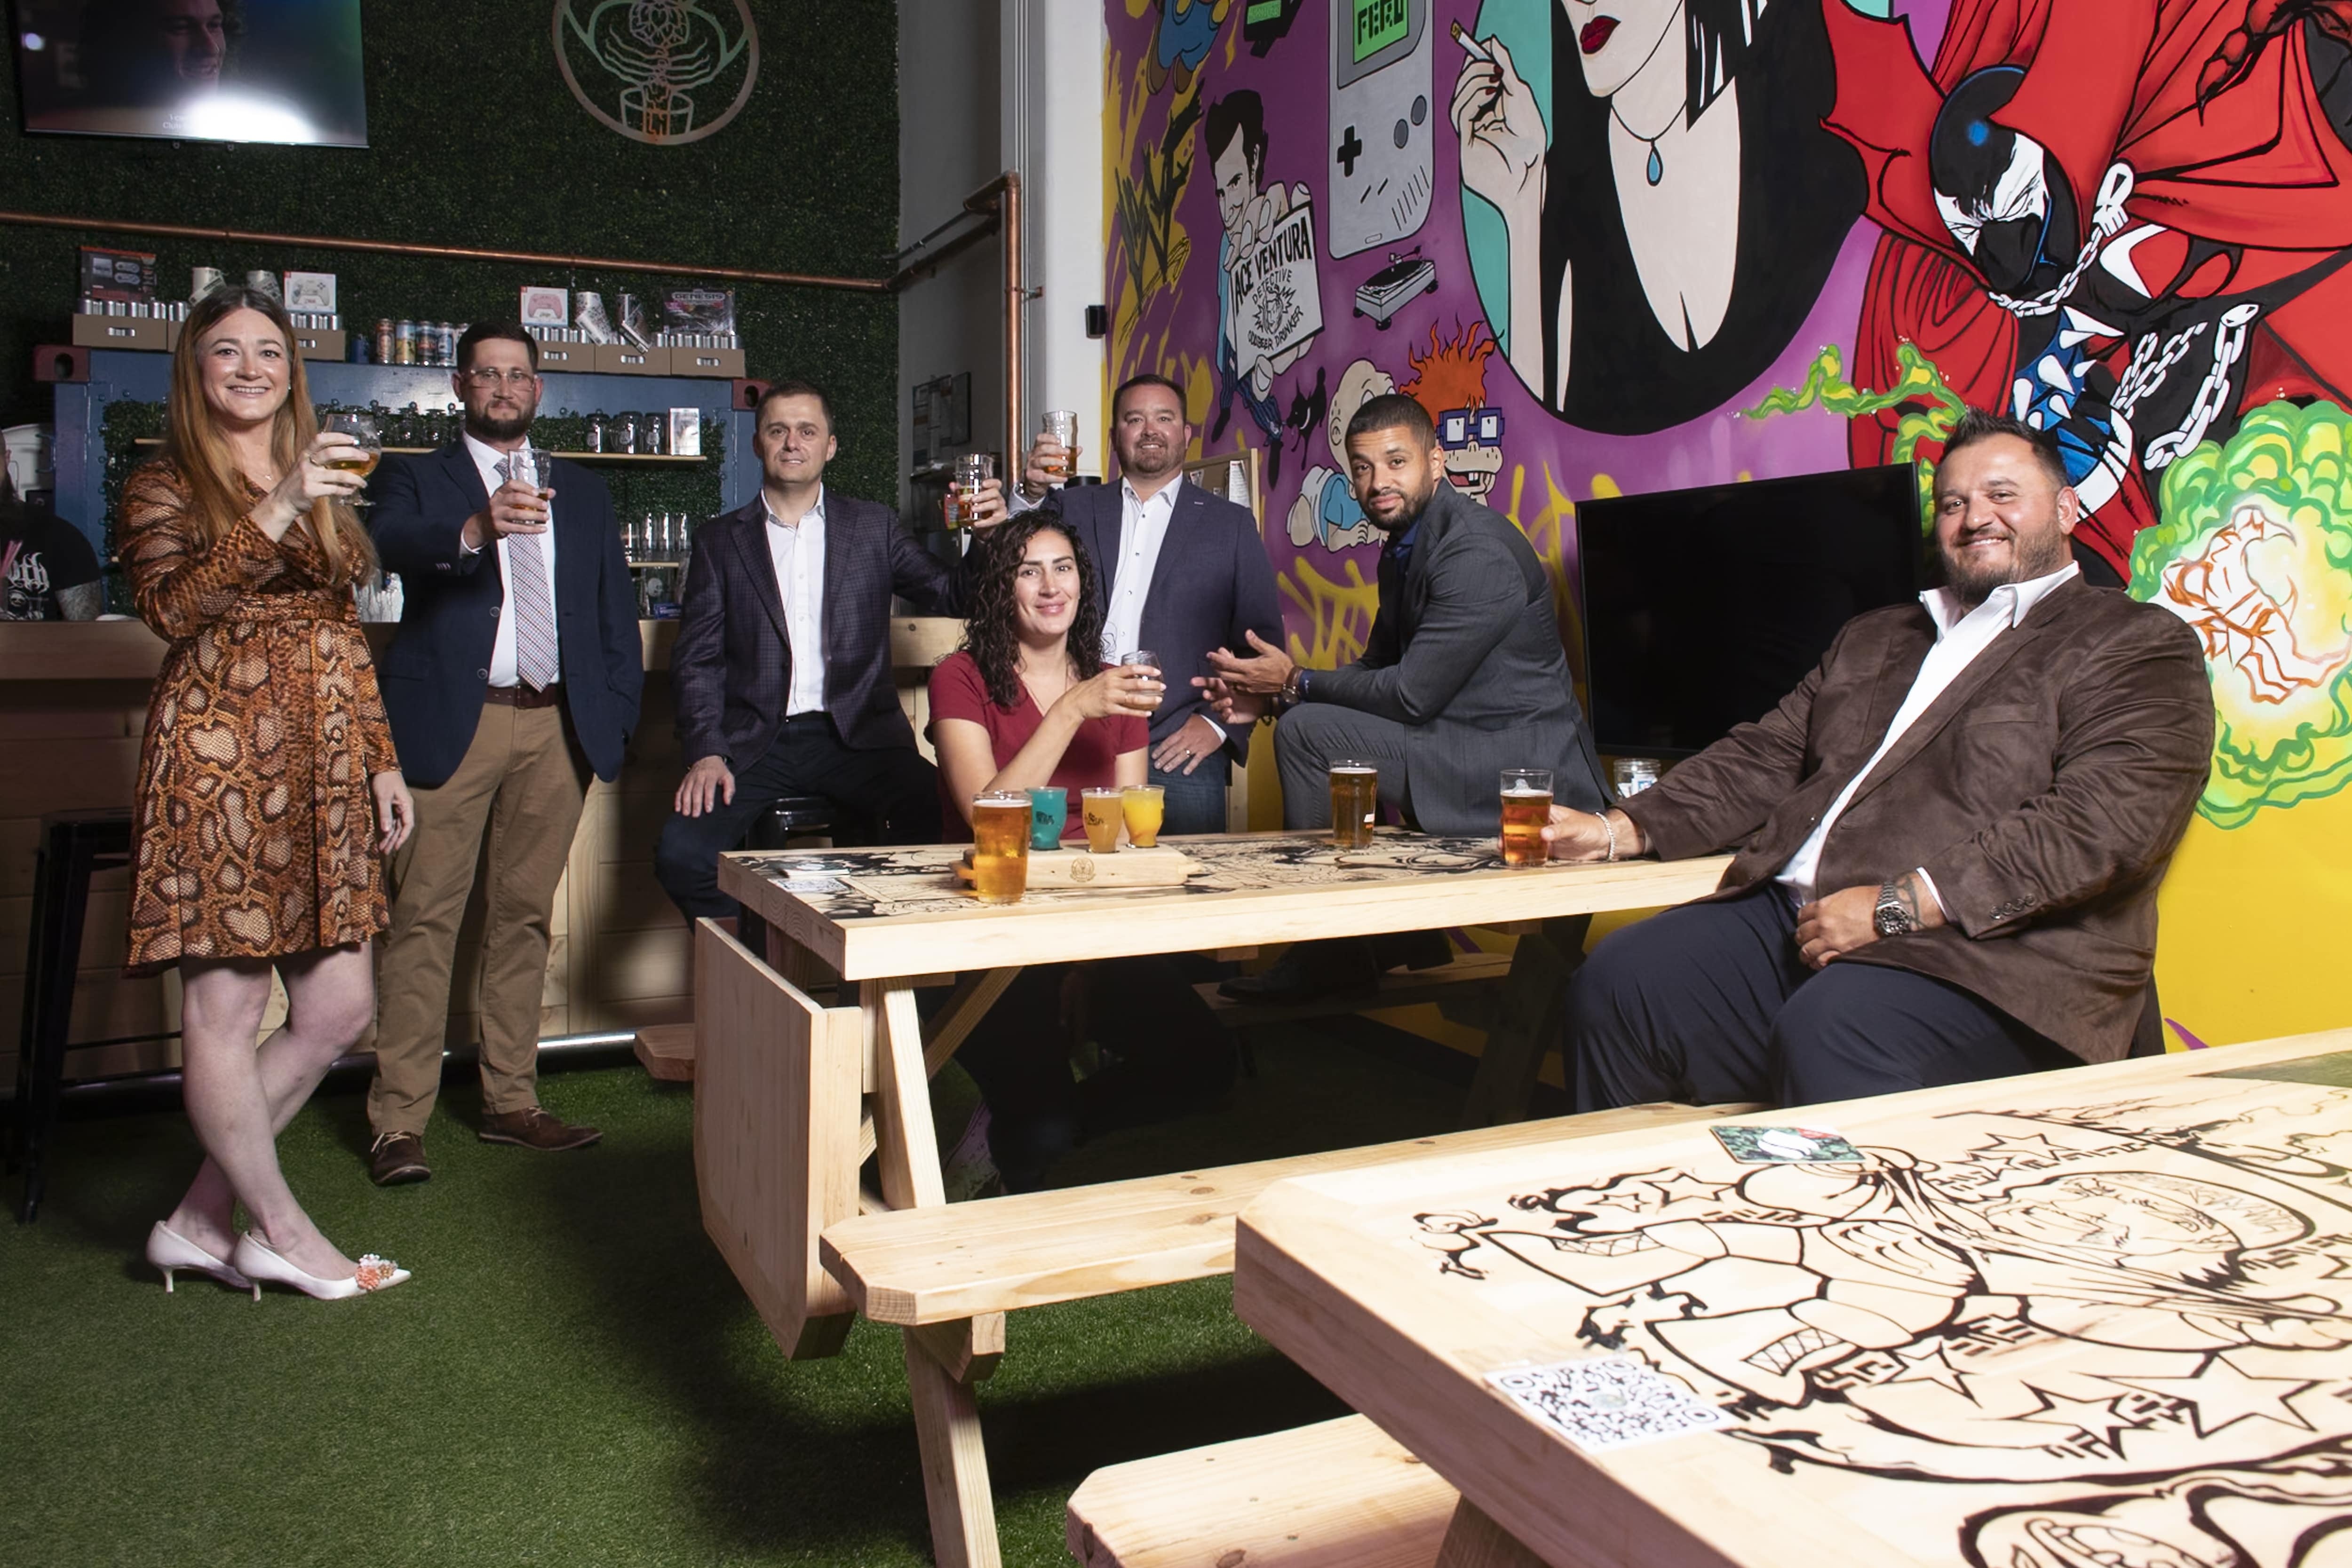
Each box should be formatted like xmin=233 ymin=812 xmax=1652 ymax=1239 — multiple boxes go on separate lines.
xmin=694 ymin=831 xmax=1731 ymax=1567
xmin=1233 ymin=1028 xmax=2352 ymax=1568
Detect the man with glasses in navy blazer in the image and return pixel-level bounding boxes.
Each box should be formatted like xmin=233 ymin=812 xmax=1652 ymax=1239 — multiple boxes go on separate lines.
xmin=988 ymin=372 xmax=1284 ymax=836
xmin=655 ymin=381 xmax=984 ymax=919
xmin=364 ymin=322 xmax=642 ymax=1185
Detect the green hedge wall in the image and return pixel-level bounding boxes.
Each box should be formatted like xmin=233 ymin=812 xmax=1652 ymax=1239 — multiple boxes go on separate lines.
xmin=0 ymin=0 xmax=900 ymax=502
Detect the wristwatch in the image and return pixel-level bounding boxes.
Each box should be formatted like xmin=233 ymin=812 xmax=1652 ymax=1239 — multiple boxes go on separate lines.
xmin=1873 ymin=878 xmax=1921 ymax=939
xmin=1279 ymin=666 xmax=1309 ymax=709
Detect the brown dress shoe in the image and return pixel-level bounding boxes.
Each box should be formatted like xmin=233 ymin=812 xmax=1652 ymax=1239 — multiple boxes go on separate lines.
xmin=478 ymin=1106 xmax=602 ymax=1151
xmin=368 ymin=1131 xmax=431 ymax=1186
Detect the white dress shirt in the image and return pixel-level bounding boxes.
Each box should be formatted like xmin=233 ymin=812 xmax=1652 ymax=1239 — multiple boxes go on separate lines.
xmin=764 ymin=486 xmax=828 ymax=716
xmin=463 ymin=433 xmax=558 ymax=688
xmin=1776 ymin=561 xmax=2080 ymax=908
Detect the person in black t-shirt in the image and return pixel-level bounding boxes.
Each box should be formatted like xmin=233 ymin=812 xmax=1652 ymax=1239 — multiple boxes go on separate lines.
xmin=0 ymin=498 xmax=103 ymax=620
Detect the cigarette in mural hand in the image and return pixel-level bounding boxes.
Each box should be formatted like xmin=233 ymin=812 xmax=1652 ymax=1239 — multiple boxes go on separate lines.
xmin=1451 ymin=20 xmax=1495 ymax=63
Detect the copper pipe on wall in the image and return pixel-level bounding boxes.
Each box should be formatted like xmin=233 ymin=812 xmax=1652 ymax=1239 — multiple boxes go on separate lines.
xmin=0 ymin=207 xmax=892 ymax=293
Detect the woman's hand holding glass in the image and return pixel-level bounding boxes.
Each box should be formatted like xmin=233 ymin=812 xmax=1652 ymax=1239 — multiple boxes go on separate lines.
xmin=1057 ymin=662 xmax=1162 ymax=723
xmin=255 ymin=430 xmax=369 ymax=539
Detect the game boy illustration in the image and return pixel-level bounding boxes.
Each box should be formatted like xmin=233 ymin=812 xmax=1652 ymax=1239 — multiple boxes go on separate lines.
xmin=1329 ymin=0 xmax=1432 ymax=260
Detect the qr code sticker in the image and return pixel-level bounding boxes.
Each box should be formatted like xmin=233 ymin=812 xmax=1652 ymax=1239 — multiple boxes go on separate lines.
xmin=1487 ymin=1357 xmax=1726 ymax=1453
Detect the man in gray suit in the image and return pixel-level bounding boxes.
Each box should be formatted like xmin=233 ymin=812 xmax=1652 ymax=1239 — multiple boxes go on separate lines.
xmin=1203 ymin=393 xmax=1609 ymax=996
xmin=1203 ymin=392 xmax=1609 ymax=832
xmin=999 ymin=372 xmax=1283 ymax=836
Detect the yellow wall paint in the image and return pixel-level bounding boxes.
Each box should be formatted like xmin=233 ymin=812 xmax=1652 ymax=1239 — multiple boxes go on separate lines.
xmin=2153 ymin=787 xmax=2352 ymax=1046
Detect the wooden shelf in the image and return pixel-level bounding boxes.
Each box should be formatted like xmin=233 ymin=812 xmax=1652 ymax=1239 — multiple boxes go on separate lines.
xmin=129 ymin=438 xmax=703 ymax=464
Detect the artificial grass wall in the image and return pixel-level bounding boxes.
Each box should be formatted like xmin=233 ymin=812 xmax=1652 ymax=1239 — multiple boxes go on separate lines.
xmin=0 ymin=0 xmax=900 ymax=504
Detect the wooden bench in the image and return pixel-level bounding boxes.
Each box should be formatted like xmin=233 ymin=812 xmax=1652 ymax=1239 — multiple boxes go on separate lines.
xmin=633 ymin=1022 xmax=696 ymax=1083
xmin=1066 ymin=1414 xmax=1454 ymax=1568
xmin=819 ymin=1098 xmax=1755 ymax=1327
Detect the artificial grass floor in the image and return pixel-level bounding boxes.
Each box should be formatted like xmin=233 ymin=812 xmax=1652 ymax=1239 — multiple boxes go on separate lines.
xmin=2 ymin=1018 xmax=1475 ymax=1567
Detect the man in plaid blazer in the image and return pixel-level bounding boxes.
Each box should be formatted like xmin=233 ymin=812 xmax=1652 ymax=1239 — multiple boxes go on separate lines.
xmin=656 ymin=382 xmax=975 ymax=917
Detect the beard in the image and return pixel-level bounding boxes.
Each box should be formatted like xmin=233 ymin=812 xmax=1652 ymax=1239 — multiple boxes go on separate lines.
xmin=1368 ymin=472 xmax=1441 ymax=532
xmin=466 ymin=402 xmax=536 ymax=443
xmin=1940 ymin=530 xmax=2070 ymax=608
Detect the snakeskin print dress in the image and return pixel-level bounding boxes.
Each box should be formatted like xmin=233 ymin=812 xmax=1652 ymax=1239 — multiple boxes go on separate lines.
xmin=121 ymin=459 xmax=399 ymax=974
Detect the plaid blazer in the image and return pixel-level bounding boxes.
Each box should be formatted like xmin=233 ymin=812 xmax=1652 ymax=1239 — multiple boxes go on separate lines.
xmin=672 ymin=491 xmax=965 ymax=766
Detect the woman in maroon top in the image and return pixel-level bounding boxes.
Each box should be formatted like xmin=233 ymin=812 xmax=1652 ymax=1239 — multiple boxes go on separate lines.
xmin=928 ymin=514 xmax=1155 ymax=832
xmin=925 ymin=515 xmax=1233 ymax=1189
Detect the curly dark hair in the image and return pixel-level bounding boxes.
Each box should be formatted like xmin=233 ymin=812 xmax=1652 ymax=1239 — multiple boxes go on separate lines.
xmin=959 ymin=512 xmax=1107 ymax=710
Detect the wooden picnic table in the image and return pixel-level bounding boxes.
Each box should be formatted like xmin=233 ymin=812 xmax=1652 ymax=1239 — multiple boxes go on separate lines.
xmin=699 ymin=829 xmax=1733 ymax=1568
xmin=1232 ymin=1027 xmax=2352 ymax=1568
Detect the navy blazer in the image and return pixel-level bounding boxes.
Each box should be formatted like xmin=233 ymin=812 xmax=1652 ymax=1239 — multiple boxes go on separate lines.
xmin=369 ymin=443 xmax=644 ymax=788
xmin=1037 ymin=477 xmax=1283 ymax=767
xmin=671 ymin=490 xmax=965 ymax=768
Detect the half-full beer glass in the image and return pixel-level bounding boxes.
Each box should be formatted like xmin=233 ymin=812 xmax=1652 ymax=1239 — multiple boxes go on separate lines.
xmin=950 ymin=452 xmax=994 ymax=528
xmin=1081 ymin=787 xmax=1125 ymax=853
xmin=970 ymin=791 xmax=1032 ymax=903
xmin=1330 ymin=760 xmax=1378 ymax=849
xmin=1041 ymin=409 xmax=1079 ymax=479
xmin=1500 ymin=769 xmax=1553 ymax=867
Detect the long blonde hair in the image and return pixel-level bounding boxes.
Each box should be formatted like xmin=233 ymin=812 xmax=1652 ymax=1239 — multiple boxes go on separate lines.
xmin=162 ymin=286 xmax=375 ymax=581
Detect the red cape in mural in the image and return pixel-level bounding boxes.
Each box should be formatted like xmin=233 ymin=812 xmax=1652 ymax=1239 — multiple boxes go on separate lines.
xmin=1826 ymin=0 xmax=2352 ymax=574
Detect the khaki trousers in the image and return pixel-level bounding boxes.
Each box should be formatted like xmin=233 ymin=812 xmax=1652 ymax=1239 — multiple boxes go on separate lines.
xmin=368 ymin=702 xmax=589 ymax=1136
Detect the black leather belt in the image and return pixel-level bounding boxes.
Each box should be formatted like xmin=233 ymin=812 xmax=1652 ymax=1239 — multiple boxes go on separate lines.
xmin=483 ymin=683 xmax=562 ymax=710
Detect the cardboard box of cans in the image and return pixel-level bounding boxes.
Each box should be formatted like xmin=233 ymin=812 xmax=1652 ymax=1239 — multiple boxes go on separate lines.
xmin=72 ymin=313 xmax=344 ymax=361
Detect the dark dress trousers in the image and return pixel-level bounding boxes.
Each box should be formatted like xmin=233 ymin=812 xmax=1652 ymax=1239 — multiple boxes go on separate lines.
xmin=1576 ymin=576 xmax=2215 ymax=1108
xmin=656 ymin=492 xmax=965 ymax=916
xmin=1279 ymin=482 xmax=1609 ymax=836
xmin=370 ymin=445 xmax=643 ymax=786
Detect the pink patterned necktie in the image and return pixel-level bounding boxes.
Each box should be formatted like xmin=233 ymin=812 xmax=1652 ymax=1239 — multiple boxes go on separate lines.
xmin=501 ymin=453 xmax=558 ymax=690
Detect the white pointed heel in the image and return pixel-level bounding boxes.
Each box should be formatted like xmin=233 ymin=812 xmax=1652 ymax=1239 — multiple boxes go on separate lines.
xmin=146 ymin=1220 xmax=252 ymax=1293
xmin=230 ymin=1233 xmax=411 ymax=1301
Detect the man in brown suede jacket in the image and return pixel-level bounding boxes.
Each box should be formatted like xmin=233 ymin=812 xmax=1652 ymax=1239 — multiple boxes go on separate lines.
xmin=1545 ymin=409 xmax=2214 ymax=1109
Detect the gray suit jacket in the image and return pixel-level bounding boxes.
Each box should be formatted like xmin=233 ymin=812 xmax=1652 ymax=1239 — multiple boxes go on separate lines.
xmin=1308 ymin=483 xmax=1609 ymax=833
xmin=1621 ymin=578 xmax=2214 ymax=1063
xmin=1038 ymin=476 xmax=1283 ymax=768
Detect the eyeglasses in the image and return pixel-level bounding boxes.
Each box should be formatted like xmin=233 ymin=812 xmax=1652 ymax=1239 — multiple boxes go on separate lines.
xmin=461 ymin=368 xmax=539 ymax=388
xmin=1438 ymin=408 xmax=1504 ymax=450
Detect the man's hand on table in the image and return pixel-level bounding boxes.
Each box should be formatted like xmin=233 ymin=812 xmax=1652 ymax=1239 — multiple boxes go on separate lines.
xmin=1794 ymin=871 xmax=1944 ymax=970
xmin=676 ymin=755 xmax=735 ymax=817
xmin=1541 ymin=806 xmax=1646 ymax=863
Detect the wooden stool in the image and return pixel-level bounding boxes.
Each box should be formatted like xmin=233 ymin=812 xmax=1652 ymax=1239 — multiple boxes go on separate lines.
xmin=8 ymin=810 xmax=135 ymax=1222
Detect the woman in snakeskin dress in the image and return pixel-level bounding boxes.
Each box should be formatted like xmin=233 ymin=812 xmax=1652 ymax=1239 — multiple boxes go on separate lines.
xmin=122 ymin=287 xmax=415 ymax=1299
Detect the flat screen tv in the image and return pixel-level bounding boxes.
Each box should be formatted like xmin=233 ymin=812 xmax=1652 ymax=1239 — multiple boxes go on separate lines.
xmin=15 ymin=0 xmax=366 ymax=147
xmin=1576 ymin=463 xmax=1925 ymax=759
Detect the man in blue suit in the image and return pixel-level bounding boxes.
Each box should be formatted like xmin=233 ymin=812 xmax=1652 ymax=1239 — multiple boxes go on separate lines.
xmin=362 ymin=323 xmax=642 ymax=1185
xmin=1000 ymin=372 xmax=1283 ymax=836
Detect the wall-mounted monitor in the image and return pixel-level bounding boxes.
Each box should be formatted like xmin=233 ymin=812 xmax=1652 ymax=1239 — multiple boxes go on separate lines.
xmin=15 ymin=0 xmax=367 ymax=147
xmin=1576 ymin=464 xmax=1926 ymax=760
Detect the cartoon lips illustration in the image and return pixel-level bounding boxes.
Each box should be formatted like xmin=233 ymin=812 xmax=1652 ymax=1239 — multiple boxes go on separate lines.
xmin=1580 ymin=15 xmax=1619 ymax=53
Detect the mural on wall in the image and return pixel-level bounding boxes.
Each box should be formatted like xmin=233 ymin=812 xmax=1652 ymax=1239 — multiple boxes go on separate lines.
xmin=1105 ymin=0 xmax=2352 ymax=1041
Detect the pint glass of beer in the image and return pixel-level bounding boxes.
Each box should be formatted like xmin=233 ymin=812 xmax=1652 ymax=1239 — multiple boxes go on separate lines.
xmin=970 ymin=791 xmax=1033 ymax=903
xmin=1041 ymin=409 xmax=1079 ymax=479
xmin=1499 ymin=769 xmax=1553 ymax=867
xmin=1329 ymin=760 xmax=1378 ymax=849
xmin=949 ymin=452 xmax=994 ymax=528
xmin=1081 ymin=787 xmax=1125 ymax=853
xmin=1121 ymin=784 xmax=1166 ymax=848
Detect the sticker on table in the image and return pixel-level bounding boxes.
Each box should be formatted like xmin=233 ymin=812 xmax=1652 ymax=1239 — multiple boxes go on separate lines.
xmin=1487 ymin=1358 xmax=1726 ymax=1453
xmin=777 ymin=876 xmax=847 ymax=894
xmin=1711 ymin=1125 xmax=1861 ymax=1164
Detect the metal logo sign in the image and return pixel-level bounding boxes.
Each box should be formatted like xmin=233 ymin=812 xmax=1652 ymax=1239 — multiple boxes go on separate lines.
xmin=553 ymin=0 xmax=759 ymax=146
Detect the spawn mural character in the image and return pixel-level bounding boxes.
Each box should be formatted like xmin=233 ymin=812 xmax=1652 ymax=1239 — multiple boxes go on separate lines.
xmin=1827 ymin=0 xmax=2352 ymax=579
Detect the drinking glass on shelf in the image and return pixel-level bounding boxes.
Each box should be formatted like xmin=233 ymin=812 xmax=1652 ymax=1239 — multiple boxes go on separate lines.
xmin=1499 ymin=768 xmax=1553 ymax=868
xmin=321 ymin=411 xmax=381 ymax=507
xmin=950 ymin=452 xmax=994 ymax=528
xmin=1041 ymin=409 xmax=1080 ymax=480
xmin=612 ymin=411 xmax=638 ymax=455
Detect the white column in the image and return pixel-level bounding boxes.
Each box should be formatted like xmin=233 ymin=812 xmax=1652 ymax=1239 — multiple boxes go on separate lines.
xmin=1003 ymin=0 xmax=1107 ymax=477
